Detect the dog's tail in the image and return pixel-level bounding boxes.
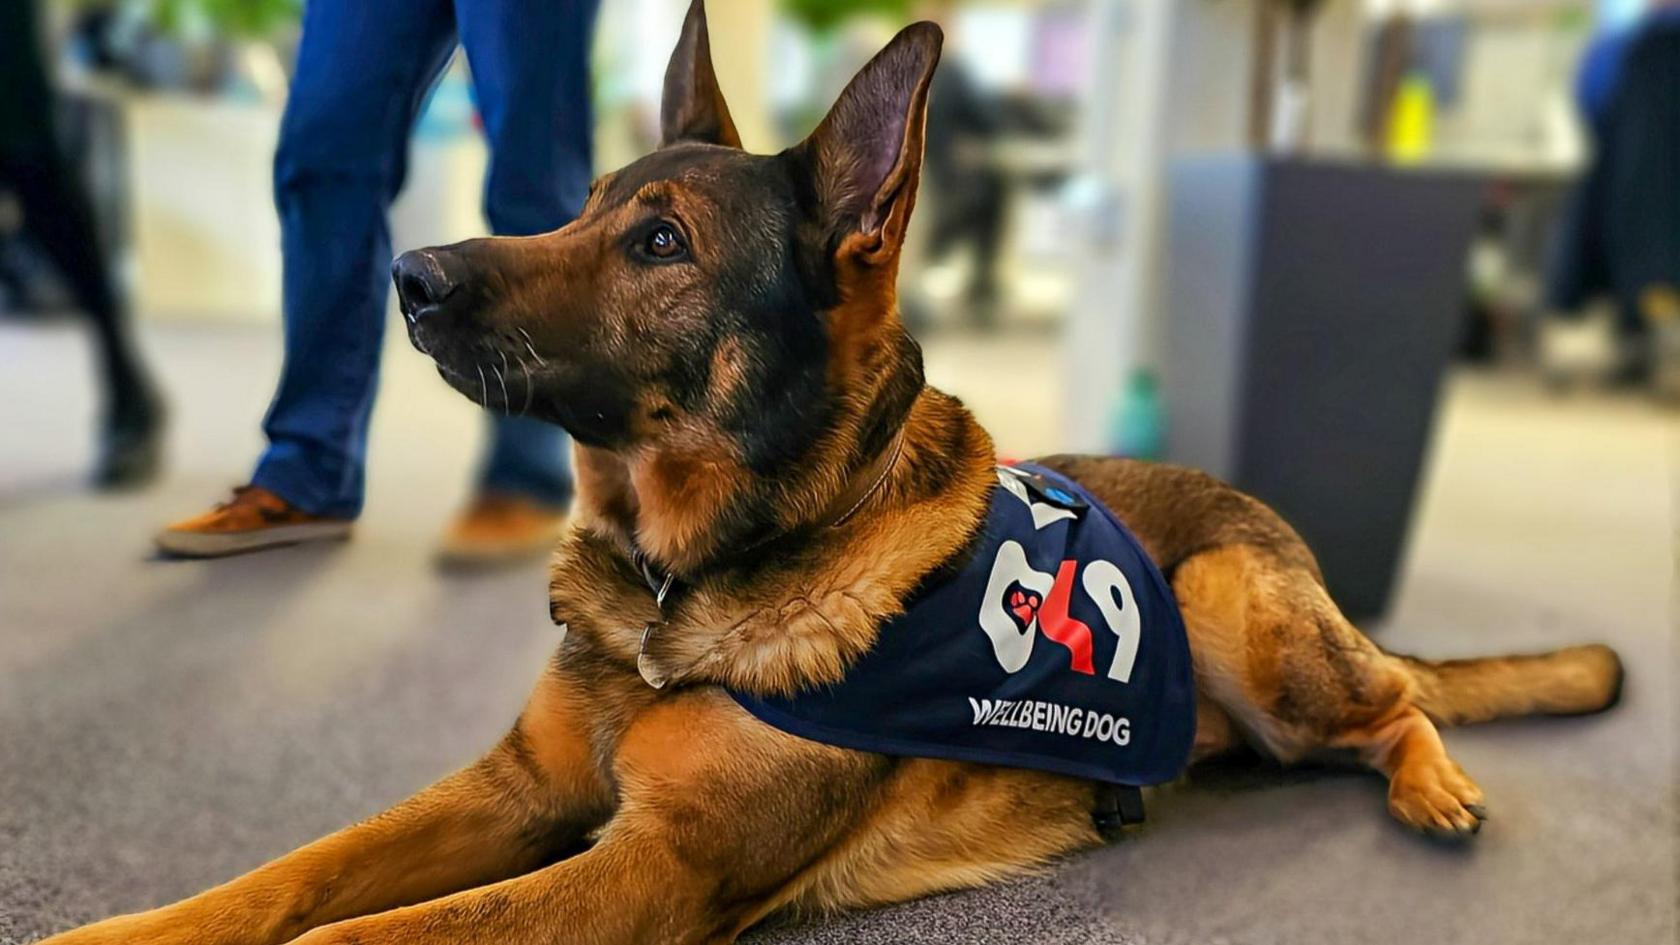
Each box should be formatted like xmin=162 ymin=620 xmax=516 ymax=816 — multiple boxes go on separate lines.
xmin=1394 ymin=643 xmax=1624 ymax=726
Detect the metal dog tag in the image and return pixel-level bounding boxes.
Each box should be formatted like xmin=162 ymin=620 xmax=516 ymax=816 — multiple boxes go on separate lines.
xmin=638 ymin=622 xmax=668 ymax=689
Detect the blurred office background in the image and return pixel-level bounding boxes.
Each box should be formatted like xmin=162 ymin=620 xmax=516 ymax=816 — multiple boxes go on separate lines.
xmin=4 ymin=0 xmax=1673 ymax=611
xmin=0 ymin=3 xmax=1675 ymax=943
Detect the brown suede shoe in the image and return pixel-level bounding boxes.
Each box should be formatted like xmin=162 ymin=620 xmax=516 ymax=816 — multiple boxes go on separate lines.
xmin=436 ymin=493 xmax=568 ymax=570
xmin=154 ymin=486 xmax=353 ymax=558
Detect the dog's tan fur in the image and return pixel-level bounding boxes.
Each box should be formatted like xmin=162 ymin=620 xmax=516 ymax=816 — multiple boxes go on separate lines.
xmin=40 ymin=5 xmax=1623 ymax=944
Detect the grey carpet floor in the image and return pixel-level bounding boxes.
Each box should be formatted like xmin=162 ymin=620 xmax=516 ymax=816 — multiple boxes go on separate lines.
xmin=1 ymin=323 xmax=1675 ymax=945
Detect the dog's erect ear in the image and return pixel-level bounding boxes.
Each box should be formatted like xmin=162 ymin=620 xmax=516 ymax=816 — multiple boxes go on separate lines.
xmin=660 ymin=0 xmax=742 ymax=149
xmin=796 ymin=22 xmax=943 ymax=264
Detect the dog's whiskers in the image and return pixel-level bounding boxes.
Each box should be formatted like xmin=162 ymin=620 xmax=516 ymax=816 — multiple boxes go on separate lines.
xmin=517 ymin=327 xmax=546 ymax=366
xmin=492 ymin=361 xmax=510 ymax=416
xmin=476 ymin=363 xmax=488 ymax=407
xmin=518 ymin=354 xmax=534 ymax=416
xmin=493 ymin=344 xmax=507 ymax=406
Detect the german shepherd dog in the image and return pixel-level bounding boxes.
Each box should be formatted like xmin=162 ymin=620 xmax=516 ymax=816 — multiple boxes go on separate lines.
xmin=42 ymin=6 xmax=1624 ymax=944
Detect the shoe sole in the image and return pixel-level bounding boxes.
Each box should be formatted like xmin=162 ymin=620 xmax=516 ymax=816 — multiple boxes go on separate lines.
xmin=154 ymin=521 xmax=353 ymax=559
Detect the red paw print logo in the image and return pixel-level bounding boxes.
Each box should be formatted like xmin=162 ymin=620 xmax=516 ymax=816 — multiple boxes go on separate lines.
xmin=1006 ymin=587 xmax=1042 ymax=631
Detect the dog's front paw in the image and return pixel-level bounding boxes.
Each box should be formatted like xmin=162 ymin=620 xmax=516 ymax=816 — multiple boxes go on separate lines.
xmin=1388 ymin=756 xmax=1488 ymax=839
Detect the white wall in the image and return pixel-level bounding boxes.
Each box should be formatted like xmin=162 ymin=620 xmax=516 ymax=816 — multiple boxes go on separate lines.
xmin=127 ymin=95 xmax=283 ymax=322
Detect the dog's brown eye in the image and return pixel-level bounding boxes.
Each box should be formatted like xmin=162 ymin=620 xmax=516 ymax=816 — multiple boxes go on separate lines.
xmin=644 ymin=224 xmax=684 ymax=260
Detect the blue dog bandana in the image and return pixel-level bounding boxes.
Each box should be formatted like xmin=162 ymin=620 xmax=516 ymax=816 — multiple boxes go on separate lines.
xmin=730 ymin=463 xmax=1196 ymax=788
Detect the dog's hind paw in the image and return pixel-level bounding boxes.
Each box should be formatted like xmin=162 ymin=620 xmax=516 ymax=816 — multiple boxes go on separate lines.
xmin=1387 ymin=756 xmax=1488 ymax=839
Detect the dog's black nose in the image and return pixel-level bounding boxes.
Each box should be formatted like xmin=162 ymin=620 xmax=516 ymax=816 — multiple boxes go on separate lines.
xmin=392 ymin=249 xmax=460 ymax=318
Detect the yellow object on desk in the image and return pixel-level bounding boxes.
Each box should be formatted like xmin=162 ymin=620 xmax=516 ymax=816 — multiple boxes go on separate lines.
xmin=1386 ymin=72 xmax=1436 ymax=166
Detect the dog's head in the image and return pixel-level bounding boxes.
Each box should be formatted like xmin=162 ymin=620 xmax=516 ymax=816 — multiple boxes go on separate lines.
xmin=394 ymin=2 xmax=942 ymax=570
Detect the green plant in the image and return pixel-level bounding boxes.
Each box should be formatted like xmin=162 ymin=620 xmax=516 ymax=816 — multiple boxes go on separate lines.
xmin=59 ymin=0 xmax=302 ymax=39
xmin=168 ymin=0 xmax=300 ymax=37
xmin=780 ymin=0 xmax=911 ymax=33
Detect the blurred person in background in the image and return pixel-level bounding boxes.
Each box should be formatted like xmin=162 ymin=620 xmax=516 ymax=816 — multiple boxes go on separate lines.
xmin=153 ymin=0 xmax=600 ymax=566
xmin=913 ymin=0 xmax=1009 ymax=329
xmin=1547 ymin=0 xmax=1680 ymax=390
xmin=1 ymin=0 xmax=165 ymax=488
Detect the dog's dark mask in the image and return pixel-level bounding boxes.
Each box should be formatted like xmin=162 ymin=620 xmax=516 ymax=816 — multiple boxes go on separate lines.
xmin=396 ymin=143 xmax=821 ymax=456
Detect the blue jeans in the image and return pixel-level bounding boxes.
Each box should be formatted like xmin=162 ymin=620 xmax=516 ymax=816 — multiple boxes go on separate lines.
xmin=253 ymin=0 xmax=598 ymax=519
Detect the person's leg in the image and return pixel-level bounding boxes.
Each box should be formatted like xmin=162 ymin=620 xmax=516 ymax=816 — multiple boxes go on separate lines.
xmin=1 ymin=150 xmax=164 ymax=485
xmin=476 ymin=415 xmax=574 ymax=507
xmin=251 ymin=0 xmax=459 ymax=519
xmin=0 ymin=153 xmax=147 ymax=403
xmin=1 ymin=0 xmax=162 ymax=486
xmin=456 ymin=0 xmax=599 ymax=510
xmin=965 ymin=174 xmax=1007 ymax=315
